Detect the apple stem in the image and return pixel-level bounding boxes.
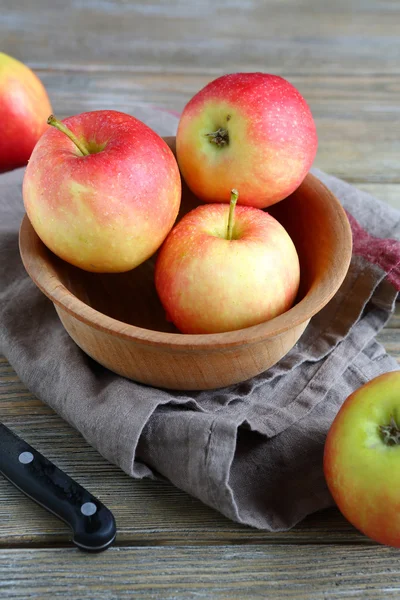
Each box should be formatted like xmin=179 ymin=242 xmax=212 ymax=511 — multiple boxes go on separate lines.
xmin=227 ymin=189 xmax=239 ymax=241
xmin=380 ymin=415 xmax=400 ymax=446
xmin=47 ymin=114 xmax=90 ymax=156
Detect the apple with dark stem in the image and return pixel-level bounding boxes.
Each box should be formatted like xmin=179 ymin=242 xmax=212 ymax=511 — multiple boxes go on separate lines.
xmin=0 ymin=52 xmax=52 ymax=172
xmin=23 ymin=110 xmax=181 ymax=273
xmin=176 ymin=72 xmax=318 ymax=209
xmin=155 ymin=189 xmax=300 ymax=334
xmin=324 ymin=371 xmax=400 ymax=547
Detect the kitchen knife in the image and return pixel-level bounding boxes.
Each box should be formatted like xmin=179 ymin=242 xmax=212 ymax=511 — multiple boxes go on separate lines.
xmin=0 ymin=422 xmax=117 ymax=552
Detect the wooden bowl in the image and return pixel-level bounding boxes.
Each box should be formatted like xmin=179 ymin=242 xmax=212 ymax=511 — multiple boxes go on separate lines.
xmin=19 ymin=137 xmax=352 ymax=390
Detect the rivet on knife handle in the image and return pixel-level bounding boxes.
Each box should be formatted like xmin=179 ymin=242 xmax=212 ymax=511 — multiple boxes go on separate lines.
xmin=0 ymin=422 xmax=117 ymax=552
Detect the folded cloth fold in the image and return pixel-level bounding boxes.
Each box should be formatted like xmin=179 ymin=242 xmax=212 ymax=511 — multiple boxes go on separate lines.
xmin=1 ymin=109 xmax=399 ymax=531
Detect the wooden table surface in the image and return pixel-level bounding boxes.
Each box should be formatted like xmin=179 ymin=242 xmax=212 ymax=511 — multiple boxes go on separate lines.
xmin=2 ymin=1 xmax=400 ymax=597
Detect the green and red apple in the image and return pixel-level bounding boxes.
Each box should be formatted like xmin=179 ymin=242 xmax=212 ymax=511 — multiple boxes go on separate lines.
xmin=176 ymin=72 xmax=317 ymax=209
xmin=23 ymin=110 xmax=181 ymax=273
xmin=155 ymin=190 xmax=300 ymax=334
xmin=324 ymin=371 xmax=400 ymax=547
xmin=0 ymin=52 xmax=52 ymax=172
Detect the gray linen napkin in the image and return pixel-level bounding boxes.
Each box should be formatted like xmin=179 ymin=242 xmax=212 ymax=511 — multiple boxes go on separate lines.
xmin=1 ymin=109 xmax=400 ymax=531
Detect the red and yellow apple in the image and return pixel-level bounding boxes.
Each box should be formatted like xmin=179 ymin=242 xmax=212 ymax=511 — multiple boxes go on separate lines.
xmin=176 ymin=72 xmax=317 ymax=209
xmin=23 ymin=110 xmax=181 ymax=273
xmin=324 ymin=371 xmax=400 ymax=547
xmin=0 ymin=52 xmax=52 ymax=172
xmin=155 ymin=190 xmax=300 ymax=334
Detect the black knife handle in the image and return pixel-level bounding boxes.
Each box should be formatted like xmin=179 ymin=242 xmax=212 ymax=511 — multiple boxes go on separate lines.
xmin=0 ymin=423 xmax=116 ymax=552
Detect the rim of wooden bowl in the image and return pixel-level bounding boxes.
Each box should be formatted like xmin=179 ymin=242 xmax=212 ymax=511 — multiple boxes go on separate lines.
xmin=19 ymin=172 xmax=352 ymax=352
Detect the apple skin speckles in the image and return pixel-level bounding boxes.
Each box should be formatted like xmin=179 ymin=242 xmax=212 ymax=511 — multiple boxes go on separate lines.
xmin=0 ymin=52 xmax=53 ymax=172
xmin=155 ymin=202 xmax=300 ymax=334
xmin=176 ymin=72 xmax=317 ymax=209
xmin=23 ymin=110 xmax=181 ymax=273
xmin=324 ymin=371 xmax=400 ymax=548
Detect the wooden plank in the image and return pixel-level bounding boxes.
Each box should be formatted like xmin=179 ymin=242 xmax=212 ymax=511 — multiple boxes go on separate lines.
xmin=28 ymin=70 xmax=400 ymax=188
xmin=0 ymin=472 xmax=365 ymax=548
xmin=2 ymin=544 xmax=400 ymax=599
xmin=3 ymin=0 xmax=400 ymax=75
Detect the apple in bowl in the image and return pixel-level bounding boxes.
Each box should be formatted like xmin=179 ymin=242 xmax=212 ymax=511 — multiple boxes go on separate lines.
xmin=176 ymin=72 xmax=318 ymax=209
xmin=23 ymin=110 xmax=181 ymax=273
xmin=155 ymin=190 xmax=300 ymax=334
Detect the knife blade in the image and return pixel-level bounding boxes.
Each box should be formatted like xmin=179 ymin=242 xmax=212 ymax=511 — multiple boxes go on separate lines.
xmin=0 ymin=422 xmax=117 ymax=552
